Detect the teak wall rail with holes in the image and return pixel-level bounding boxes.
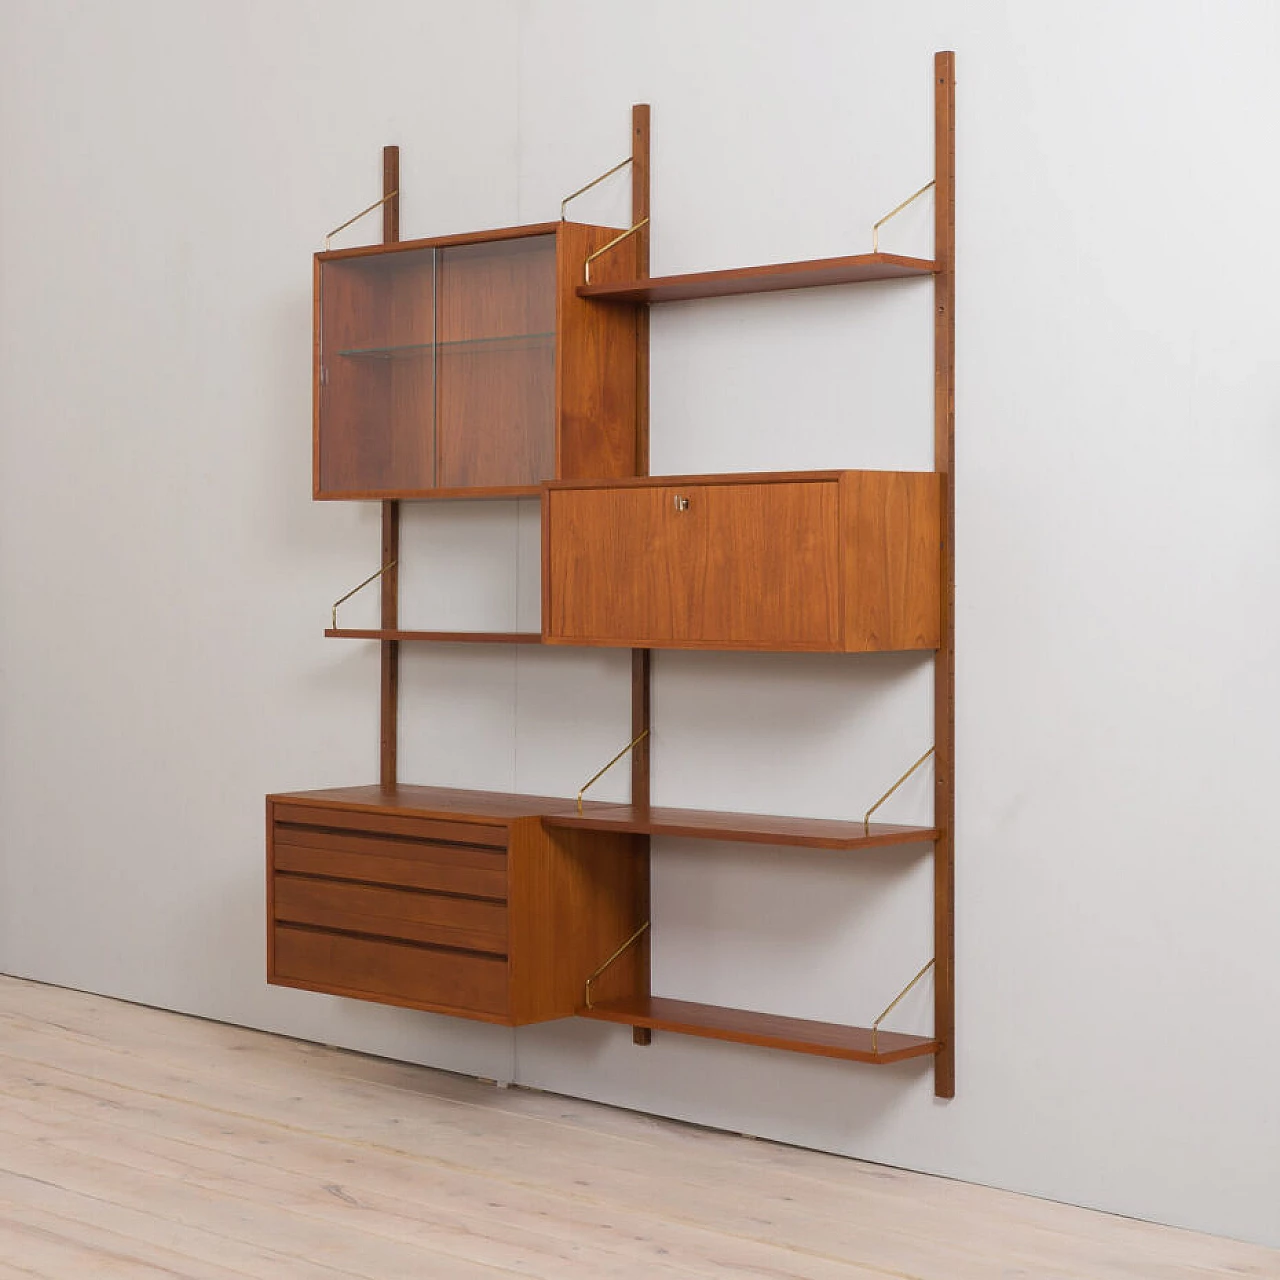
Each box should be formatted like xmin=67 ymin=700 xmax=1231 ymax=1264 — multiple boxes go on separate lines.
xmin=270 ymin=52 xmax=956 ymax=1097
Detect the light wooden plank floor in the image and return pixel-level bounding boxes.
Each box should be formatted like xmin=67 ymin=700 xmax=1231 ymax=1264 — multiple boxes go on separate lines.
xmin=0 ymin=977 xmax=1274 ymax=1279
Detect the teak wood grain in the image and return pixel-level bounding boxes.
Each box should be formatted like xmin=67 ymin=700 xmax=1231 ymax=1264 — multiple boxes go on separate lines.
xmin=629 ymin=102 xmax=654 ymax=1046
xmin=380 ymin=493 xmax=399 ymax=789
xmin=841 ymin=470 xmax=941 ymax=650
xmin=544 ymin=471 xmax=938 ymax=653
xmin=273 ymin=832 xmax=508 ymax=901
xmin=272 ymin=796 xmax=508 ymax=843
xmin=379 ymin=146 xmax=401 ymax=788
xmin=544 ymin=804 xmax=936 ymax=851
xmin=267 ymin=789 xmax=646 ymax=1026
xmin=556 ymin=222 xmax=640 ymax=482
xmin=576 ymin=252 xmax=936 ymax=303
xmin=273 ymin=875 xmax=509 ymax=956
xmin=545 ymin=479 xmax=839 ymax=650
xmin=274 ymin=925 xmax=510 ymax=1019
xmin=268 ymin=784 xmax=616 ymax=823
xmin=580 ymin=996 xmax=939 ymax=1065
xmin=326 ymin=628 xmax=543 ymax=644
xmin=933 ymin=50 xmax=957 ymax=1100
xmin=507 ymin=820 xmax=645 ymax=1024
xmin=319 ymin=222 xmax=565 ymax=258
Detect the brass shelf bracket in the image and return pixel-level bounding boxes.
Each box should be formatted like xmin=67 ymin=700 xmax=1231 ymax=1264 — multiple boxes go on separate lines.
xmin=331 ymin=561 xmax=398 ymax=630
xmin=871 ymin=179 xmax=936 ymax=253
xmin=584 ymin=921 xmax=650 ymax=1009
xmin=584 ymin=218 xmax=649 ymax=285
xmin=576 ymin=729 xmax=649 ymax=813
xmin=561 ymin=156 xmax=633 ymax=221
xmin=324 ymin=190 xmax=400 ymax=251
xmin=871 ymin=958 xmax=935 ymax=1055
xmin=864 ymin=746 xmax=935 ymax=832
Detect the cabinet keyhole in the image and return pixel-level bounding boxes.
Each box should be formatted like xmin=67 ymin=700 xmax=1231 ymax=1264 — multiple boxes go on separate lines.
xmin=673 ymin=495 xmax=690 ymax=512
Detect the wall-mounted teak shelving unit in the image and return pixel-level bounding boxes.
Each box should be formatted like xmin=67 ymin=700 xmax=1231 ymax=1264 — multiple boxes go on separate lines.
xmin=269 ymin=51 xmax=955 ymax=1097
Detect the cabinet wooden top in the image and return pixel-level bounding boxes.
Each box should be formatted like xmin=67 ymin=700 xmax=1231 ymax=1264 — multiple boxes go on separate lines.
xmin=544 ymin=468 xmax=936 ymax=491
xmin=317 ymin=221 xmax=620 ymax=262
xmin=268 ymin=784 xmax=616 ymax=824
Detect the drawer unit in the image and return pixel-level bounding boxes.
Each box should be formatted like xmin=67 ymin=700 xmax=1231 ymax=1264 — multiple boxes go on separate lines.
xmin=267 ymin=786 xmax=644 ymax=1025
xmin=543 ymin=470 xmax=941 ymax=653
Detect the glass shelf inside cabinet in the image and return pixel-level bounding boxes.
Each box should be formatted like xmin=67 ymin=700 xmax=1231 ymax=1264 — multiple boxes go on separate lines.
xmin=337 ymin=332 xmax=556 ymax=359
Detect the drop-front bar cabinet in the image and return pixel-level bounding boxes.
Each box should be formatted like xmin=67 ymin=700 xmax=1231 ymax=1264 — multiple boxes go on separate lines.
xmin=542 ymin=470 xmax=940 ymax=652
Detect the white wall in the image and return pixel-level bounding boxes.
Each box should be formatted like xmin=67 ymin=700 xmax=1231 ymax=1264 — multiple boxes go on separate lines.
xmin=2 ymin=0 xmax=1279 ymax=1251
xmin=0 ymin=0 xmax=528 ymax=1079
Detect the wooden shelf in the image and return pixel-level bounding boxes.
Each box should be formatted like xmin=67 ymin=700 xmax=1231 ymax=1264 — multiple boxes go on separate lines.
xmin=545 ymin=803 xmax=936 ymax=850
xmin=577 ymin=252 xmax=935 ymax=304
xmin=326 ymin=628 xmax=542 ymax=644
xmin=580 ymin=995 xmax=938 ymax=1065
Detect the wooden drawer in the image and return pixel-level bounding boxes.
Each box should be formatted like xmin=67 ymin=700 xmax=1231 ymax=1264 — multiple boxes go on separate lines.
xmin=272 ymin=801 xmax=505 ymax=848
xmin=273 ymin=925 xmax=508 ymax=1019
xmin=272 ymin=824 xmax=507 ymax=900
xmin=274 ymin=875 xmax=507 ymax=956
xmin=543 ymin=470 xmax=939 ymax=652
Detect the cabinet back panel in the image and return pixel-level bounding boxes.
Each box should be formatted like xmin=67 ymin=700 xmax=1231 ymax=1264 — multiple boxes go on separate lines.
xmin=436 ymin=343 xmax=556 ymax=488
xmin=435 ymin=238 xmax=557 ymax=488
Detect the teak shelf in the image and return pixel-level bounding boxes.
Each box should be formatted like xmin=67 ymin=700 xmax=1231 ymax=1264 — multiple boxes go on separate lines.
xmin=576 ymin=251 xmax=935 ymax=304
xmin=545 ymin=805 xmax=936 ymax=851
xmin=326 ymin=629 xmax=542 ymax=644
xmin=271 ymin=54 xmax=956 ymax=1096
xmin=579 ymin=996 xmax=939 ymax=1065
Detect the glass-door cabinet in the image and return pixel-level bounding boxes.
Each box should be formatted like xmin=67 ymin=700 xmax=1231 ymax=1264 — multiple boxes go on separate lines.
xmin=314 ymin=223 xmax=639 ymax=498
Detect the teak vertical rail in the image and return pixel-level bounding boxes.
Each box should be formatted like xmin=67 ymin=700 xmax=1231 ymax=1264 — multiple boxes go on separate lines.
xmin=629 ymin=105 xmax=654 ymax=1047
xmin=380 ymin=145 xmax=401 ymax=789
xmin=933 ymin=51 xmax=956 ymax=1099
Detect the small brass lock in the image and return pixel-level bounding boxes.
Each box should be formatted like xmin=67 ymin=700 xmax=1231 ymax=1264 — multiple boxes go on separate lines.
xmin=673 ymin=495 xmax=690 ymax=512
